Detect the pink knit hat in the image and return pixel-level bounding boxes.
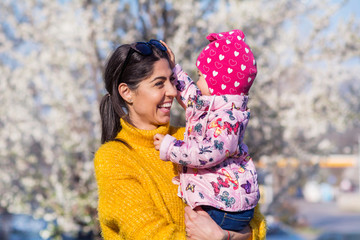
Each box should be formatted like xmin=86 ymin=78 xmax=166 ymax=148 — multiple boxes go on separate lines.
xmin=196 ymin=29 xmax=257 ymax=95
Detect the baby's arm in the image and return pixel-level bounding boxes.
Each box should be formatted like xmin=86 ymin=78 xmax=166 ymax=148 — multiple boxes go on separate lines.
xmin=154 ymin=134 xmax=165 ymax=151
xmin=173 ymin=64 xmax=201 ymax=110
xmin=154 ymin=133 xmax=180 ymax=162
xmin=158 ymin=114 xmax=248 ymax=168
xmin=160 ymin=41 xmax=199 ymax=110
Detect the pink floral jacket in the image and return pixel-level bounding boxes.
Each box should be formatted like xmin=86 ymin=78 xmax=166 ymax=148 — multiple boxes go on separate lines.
xmin=159 ymin=65 xmax=260 ymax=211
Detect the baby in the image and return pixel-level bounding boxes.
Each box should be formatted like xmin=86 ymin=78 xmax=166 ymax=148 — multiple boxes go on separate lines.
xmin=154 ymin=29 xmax=260 ymax=232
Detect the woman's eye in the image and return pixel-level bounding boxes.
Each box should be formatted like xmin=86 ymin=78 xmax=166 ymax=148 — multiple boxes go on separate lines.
xmin=155 ymin=81 xmax=164 ymax=87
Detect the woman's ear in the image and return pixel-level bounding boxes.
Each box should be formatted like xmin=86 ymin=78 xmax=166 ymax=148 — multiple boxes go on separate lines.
xmin=118 ymin=83 xmax=133 ymax=104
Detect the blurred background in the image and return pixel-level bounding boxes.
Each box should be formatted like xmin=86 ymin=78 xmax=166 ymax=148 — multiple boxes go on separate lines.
xmin=0 ymin=0 xmax=359 ymax=239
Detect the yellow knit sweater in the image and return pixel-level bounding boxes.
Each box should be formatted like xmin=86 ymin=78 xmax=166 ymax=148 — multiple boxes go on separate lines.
xmin=94 ymin=118 xmax=266 ymax=240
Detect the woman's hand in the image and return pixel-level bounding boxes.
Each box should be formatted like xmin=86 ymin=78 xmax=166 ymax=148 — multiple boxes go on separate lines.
xmin=185 ymin=206 xmax=252 ymax=240
xmin=160 ymin=40 xmax=176 ymax=69
xmin=185 ymin=206 xmax=225 ymax=240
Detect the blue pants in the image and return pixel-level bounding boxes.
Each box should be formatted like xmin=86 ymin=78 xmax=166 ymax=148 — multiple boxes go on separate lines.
xmin=202 ymin=206 xmax=254 ymax=231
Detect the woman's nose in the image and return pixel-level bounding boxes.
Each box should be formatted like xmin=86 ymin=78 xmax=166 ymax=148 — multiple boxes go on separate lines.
xmin=166 ymin=81 xmax=177 ymax=97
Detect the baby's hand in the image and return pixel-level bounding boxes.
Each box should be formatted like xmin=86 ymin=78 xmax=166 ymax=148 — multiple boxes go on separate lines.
xmin=153 ymin=133 xmax=165 ymax=151
xmin=160 ymin=40 xmax=175 ymax=69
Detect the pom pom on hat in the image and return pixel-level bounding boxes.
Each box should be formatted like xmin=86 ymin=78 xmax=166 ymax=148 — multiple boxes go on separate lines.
xmin=206 ymin=29 xmax=246 ymax=42
xmin=196 ymin=29 xmax=257 ymax=95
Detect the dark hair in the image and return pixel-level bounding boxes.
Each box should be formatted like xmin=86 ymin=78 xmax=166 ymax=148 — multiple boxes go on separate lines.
xmin=99 ymin=43 xmax=170 ymax=144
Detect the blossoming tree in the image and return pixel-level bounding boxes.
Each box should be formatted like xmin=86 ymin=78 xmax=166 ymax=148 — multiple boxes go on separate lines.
xmin=0 ymin=0 xmax=359 ymax=238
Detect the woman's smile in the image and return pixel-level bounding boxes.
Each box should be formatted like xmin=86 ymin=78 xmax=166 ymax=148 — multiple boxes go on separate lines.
xmin=157 ymin=102 xmax=173 ymax=112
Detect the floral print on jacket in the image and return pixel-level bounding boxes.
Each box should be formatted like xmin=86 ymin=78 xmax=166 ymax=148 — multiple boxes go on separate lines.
xmin=159 ymin=64 xmax=260 ymax=211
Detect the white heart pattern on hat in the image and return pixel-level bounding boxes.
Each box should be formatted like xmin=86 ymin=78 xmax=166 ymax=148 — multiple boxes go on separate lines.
xmin=215 ymin=62 xmax=223 ymax=69
xmin=237 ymin=72 xmax=244 ymax=79
xmin=243 ymin=54 xmax=249 ymax=62
xmin=196 ymin=29 xmax=257 ymax=95
xmin=229 ymin=59 xmax=237 ymax=66
xmin=235 ymin=43 xmax=242 ymax=49
xmin=222 ymin=75 xmax=231 ymax=82
xmin=203 ymin=65 xmax=209 ymax=72
xmin=222 ymin=45 xmax=230 ymax=52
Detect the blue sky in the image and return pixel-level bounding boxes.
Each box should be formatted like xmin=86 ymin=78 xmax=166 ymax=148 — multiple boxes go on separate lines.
xmin=334 ymin=0 xmax=360 ymax=19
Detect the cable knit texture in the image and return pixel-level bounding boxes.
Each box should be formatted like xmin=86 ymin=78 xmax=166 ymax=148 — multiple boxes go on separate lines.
xmin=94 ymin=118 xmax=266 ymax=239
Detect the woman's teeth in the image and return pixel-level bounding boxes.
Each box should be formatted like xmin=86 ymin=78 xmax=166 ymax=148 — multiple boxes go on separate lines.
xmin=158 ymin=103 xmax=172 ymax=108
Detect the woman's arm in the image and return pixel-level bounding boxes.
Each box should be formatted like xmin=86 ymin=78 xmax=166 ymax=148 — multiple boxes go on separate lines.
xmin=94 ymin=144 xmax=186 ymax=240
xmin=228 ymin=226 xmax=252 ymax=240
xmin=98 ymin=177 xmax=186 ymax=239
xmin=184 ymin=206 xmax=252 ymax=240
xmin=249 ymin=205 xmax=267 ymax=240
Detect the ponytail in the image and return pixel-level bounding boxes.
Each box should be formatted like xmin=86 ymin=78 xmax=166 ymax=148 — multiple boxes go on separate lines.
xmin=99 ymin=93 xmax=121 ymax=144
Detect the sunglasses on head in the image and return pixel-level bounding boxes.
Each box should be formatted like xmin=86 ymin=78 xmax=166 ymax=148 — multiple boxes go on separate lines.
xmin=117 ymin=39 xmax=167 ymax=84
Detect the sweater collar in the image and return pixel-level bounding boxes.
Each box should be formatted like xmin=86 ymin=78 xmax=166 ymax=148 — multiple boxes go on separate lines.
xmin=117 ymin=118 xmax=170 ymax=148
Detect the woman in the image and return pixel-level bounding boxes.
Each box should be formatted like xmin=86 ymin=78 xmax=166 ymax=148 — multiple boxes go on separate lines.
xmin=94 ymin=39 xmax=266 ymax=239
